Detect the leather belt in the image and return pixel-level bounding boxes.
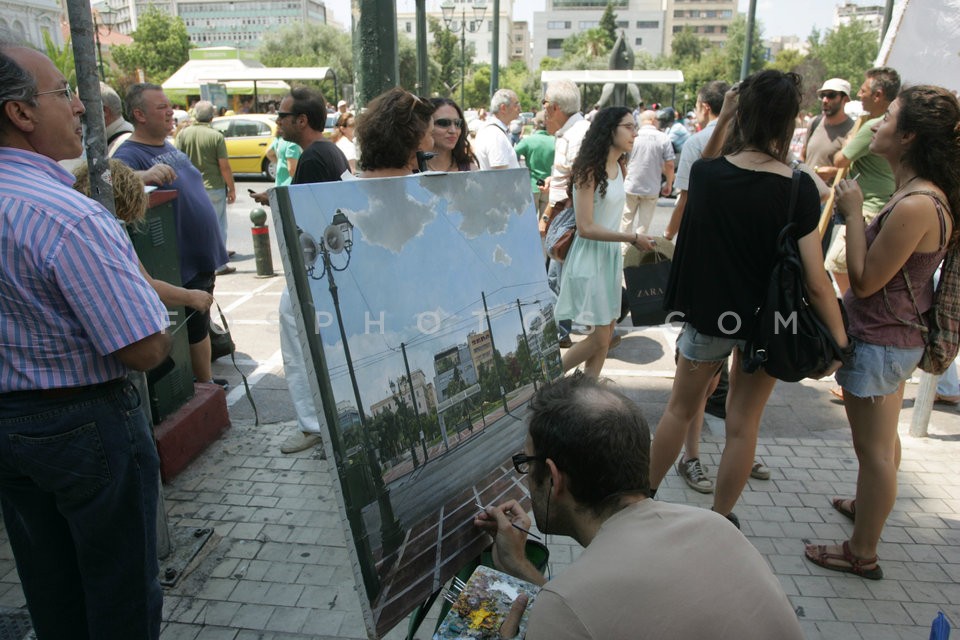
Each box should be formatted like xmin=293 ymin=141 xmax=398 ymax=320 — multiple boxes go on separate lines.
xmin=0 ymin=378 xmax=126 ymax=402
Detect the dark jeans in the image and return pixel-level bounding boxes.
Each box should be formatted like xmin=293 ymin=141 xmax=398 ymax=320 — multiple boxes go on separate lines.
xmin=0 ymin=380 xmax=162 ymax=640
xmin=547 ymin=258 xmax=572 ymax=340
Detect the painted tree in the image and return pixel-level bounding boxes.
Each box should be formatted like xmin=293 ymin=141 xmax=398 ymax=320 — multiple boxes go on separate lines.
xmin=111 ymin=6 xmax=190 ymax=84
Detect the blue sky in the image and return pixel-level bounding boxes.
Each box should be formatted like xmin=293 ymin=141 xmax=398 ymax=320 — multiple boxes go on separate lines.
xmin=325 ymin=0 xmax=850 ymax=40
xmin=283 ymin=170 xmax=553 ymax=414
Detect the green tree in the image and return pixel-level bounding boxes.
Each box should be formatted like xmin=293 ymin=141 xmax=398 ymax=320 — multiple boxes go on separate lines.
xmin=671 ymin=27 xmax=706 ymax=65
xmin=463 ymin=64 xmax=491 ymax=110
xmin=809 ymin=19 xmax=879 ymax=92
xmin=43 ymin=32 xmax=75 ymax=87
xmin=598 ymin=2 xmax=619 ymax=48
xmin=721 ymin=14 xmax=766 ymax=81
xmin=429 ymin=17 xmax=461 ymax=96
xmin=111 ymin=6 xmax=190 ymax=83
xmin=259 ymin=22 xmax=353 ymax=97
xmin=768 ymin=48 xmax=807 ymax=74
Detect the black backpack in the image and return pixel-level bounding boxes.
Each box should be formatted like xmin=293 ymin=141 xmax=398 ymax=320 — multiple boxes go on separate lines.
xmin=742 ymin=170 xmax=846 ymax=382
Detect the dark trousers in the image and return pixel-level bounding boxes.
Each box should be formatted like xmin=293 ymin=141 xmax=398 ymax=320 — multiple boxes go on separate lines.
xmin=0 ymin=381 xmax=162 ymax=640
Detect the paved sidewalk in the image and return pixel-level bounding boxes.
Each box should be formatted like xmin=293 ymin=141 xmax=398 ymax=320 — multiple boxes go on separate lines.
xmin=0 ymin=195 xmax=957 ymax=639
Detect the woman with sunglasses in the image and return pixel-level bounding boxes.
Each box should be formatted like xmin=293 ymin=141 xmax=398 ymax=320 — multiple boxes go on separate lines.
xmin=330 ymin=112 xmax=357 ymax=175
xmin=426 ymin=97 xmax=476 ymax=172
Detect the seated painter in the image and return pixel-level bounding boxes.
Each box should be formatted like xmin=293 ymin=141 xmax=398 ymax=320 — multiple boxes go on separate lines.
xmin=474 ymin=373 xmax=804 ymax=640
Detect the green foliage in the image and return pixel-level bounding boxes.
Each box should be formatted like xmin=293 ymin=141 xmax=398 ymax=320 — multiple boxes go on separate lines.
xmin=501 ymin=60 xmax=540 ymax=111
xmin=111 ymin=6 xmax=190 ymax=84
xmin=599 ymin=3 xmax=619 ymax=47
xmin=808 ymin=19 xmax=879 ymax=92
xmin=463 ymin=64 xmax=491 ymax=110
xmin=42 ymin=31 xmax=75 ymax=87
xmin=259 ymin=22 xmax=353 ymax=95
xmin=767 ymin=48 xmax=807 ymax=74
xmin=671 ymin=27 xmax=706 ymax=65
xmin=429 ymin=17 xmax=462 ymax=97
xmin=722 ymin=14 xmax=766 ymax=81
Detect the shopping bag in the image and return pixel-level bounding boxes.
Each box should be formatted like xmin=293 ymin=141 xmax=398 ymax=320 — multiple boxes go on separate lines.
xmin=623 ymin=248 xmax=672 ymax=326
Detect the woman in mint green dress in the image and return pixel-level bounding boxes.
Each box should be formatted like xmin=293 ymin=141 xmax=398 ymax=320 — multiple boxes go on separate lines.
xmin=556 ymin=107 xmax=656 ymax=376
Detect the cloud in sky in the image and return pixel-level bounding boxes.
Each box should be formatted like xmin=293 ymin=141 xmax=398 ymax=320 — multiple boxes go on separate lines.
xmin=493 ymin=244 xmax=512 ymax=267
xmin=345 ymin=181 xmax=437 ymax=253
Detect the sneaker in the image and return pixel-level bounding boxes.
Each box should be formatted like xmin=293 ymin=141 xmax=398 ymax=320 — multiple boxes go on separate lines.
xmin=558 ymin=336 xmax=573 ymax=348
xmin=280 ymin=431 xmax=322 ymax=454
xmin=750 ymin=459 xmax=771 ymax=480
xmin=676 ymin=458 xmax=714 ymax=494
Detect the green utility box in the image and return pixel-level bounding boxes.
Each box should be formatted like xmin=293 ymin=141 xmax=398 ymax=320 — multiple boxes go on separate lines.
xmin=130 ymin=191 xmax=195 ymax=425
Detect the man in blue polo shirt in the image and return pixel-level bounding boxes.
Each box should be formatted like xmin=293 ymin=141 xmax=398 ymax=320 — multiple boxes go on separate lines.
xmin=115 ymin=83 xmax=229 ymax=385
xmin=0 ymin=36 xmax=170 ymax=638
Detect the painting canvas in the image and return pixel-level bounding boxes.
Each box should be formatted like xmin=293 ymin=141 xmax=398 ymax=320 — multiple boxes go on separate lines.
xmin=272 ymin=169 xmax=562 ymax=637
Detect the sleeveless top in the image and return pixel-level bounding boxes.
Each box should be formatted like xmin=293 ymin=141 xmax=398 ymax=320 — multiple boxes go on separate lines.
xmin=844 ymin=191 xmax=950 ymax=348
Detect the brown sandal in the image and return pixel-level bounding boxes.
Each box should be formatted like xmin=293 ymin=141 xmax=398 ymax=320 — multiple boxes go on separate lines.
xmin=804 ymin=540 xmax=883 ymax=580
xmin=831 ymin=497 xmax=856 ymax=522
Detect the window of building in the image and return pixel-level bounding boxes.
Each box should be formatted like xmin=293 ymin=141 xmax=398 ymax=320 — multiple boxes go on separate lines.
xmin=405 ymin=21 xmax=411 ymax=32
xmin=579 ymin=20 xmax=598 ymax=29
xmin=703 ymin=25 xmax=715 ymax=33
xmin=616 ymin=20 xmax=627 ymax=28
xmin=636 ymin=20 xmax=658 ymax=28
xmin=547 ymin=20 xmax=571 ymax=29
xmin=634 ymin=37 xmax=643 ymax=45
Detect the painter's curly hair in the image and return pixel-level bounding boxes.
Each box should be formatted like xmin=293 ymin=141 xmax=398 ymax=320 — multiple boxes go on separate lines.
xmin=73 ymin=159 xmax=147 ymax=227
xmin=355 ymin=88 xmax=435 ymax=171
xmin=571 ymin=107 xmax=631 ymax=199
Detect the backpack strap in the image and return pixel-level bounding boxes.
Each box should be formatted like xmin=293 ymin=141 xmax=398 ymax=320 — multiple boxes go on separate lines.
xmin=879 ymin=190 xmax=950 ymax=335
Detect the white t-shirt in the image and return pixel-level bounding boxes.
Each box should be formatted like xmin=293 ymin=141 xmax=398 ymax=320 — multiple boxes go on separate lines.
xmin=335 ymin=137 xmax=357 ymax=164
xmin=472 ymin=119 xmax=519 ymax=170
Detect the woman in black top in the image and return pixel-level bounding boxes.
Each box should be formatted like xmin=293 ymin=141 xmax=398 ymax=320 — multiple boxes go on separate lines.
xmin=648 ymin=71 xmax=849 ymax=524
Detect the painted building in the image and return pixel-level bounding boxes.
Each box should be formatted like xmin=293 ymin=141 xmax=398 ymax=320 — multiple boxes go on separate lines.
xmin=433 ymin=343 xmax=479 ymax=403
xmin=370 ymin=370 xmax=437 ymax=418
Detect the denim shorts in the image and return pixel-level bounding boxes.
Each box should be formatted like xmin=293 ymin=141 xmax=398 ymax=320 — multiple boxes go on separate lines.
xmin=676 ymin=324 xmax=746 ymax=364
xmin=835 ymin=339 xmax=923 ymax=398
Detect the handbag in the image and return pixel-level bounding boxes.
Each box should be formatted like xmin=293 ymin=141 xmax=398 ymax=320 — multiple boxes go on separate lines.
xmin=880 ymin=191 xmax=959 ymax=375
xmin=741 ymin=170 xmax=845 ymax=382
xmin=544 ymin=205 xmax=576 ymax=262
xmin=623 ymin=248 xmax=672 ymax=326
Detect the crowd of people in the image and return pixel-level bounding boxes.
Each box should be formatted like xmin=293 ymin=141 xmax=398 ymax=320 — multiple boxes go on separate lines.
xmin=3 ymin=21 xmax=960 ymax=638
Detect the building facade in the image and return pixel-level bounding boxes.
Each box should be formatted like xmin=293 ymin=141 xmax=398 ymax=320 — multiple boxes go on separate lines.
xmin=835 ymin=2 xmax=885 ymax=31
xmin=533 ymin=0 xmax=666 ymax=63
xmin=1 ymin=0 xmax=62 ymax=49
xmin=92 ymin=0 xmax=328 ymax=48
xmin=396 ymin=0 xmax=517 ymax=70
xmin=663 ymin=0 xmax=737 ymax=56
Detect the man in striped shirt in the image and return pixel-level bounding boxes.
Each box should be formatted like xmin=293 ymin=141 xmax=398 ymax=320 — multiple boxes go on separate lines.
xmin=0 ymin=37 xmax=170 ymax=639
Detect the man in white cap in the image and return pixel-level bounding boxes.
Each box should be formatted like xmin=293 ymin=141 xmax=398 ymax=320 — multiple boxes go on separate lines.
xmin=337 ymin=99 xmax=348 ymax=115
xmin=800 ymin=78 xmax=854 ymax=183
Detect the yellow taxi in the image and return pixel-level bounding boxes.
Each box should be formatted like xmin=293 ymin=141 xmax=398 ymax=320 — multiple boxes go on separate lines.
xmin=211 ymin=114 xmax=278 ymax=179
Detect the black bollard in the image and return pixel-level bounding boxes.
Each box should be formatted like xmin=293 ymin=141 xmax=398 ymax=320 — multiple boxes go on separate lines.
xmin=249 ymin=207 xmax=275 ymax=278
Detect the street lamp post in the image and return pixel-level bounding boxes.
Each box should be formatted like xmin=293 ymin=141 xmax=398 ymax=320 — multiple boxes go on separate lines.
xmin=301 ymin=211 xmax=405 ymax=556
xmin=92 ymin=5 xmax=115 ymax=81
xmin=441 ymin=0 xmax=487 ymax=109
